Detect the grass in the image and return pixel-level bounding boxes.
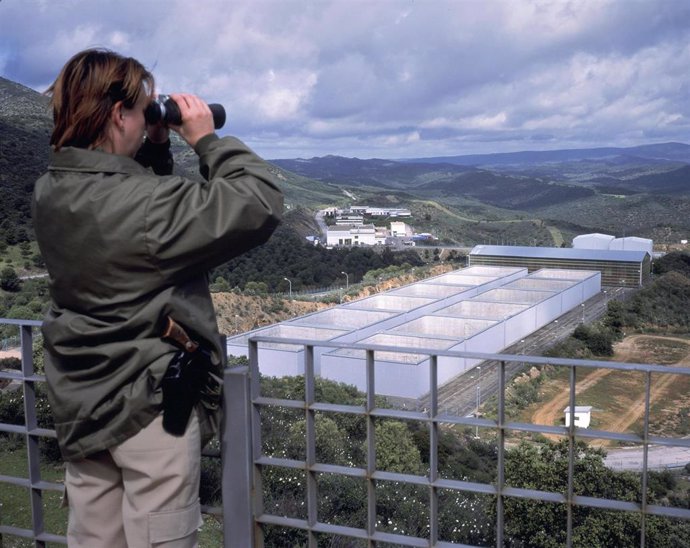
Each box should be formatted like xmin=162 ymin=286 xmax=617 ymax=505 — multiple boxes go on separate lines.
xmin=0 ymin=441 xmax=66 ymax=547
xmin=0 ymin=243 xmax=41 ymax=277
xmin=0 ymin=442 xmax=224 ymax=547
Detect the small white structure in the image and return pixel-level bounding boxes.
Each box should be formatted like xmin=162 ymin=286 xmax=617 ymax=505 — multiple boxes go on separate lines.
xmin=573 ymin=233 xmax=654 ymax=256
xmin=391 ymin=221 xmax=413 ymax=237
xmin=564 ymin=406 xmax=592 ymax=428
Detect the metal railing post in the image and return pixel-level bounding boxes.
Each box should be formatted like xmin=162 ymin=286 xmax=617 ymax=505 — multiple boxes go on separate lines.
xmin=567 ymin=366 xmax=578 ymax=546
xmin=496 ymin=360 xmax=506 ymax=547
xmin=640 ymin=371 xmax=652 ymax=547
xmin=304 ymin=345 xmax=318 ymax=548
xmin=428 ymin=355 xmax=439 ymax=546
xmin=222 ymin=364 xmax=254 ymax=548
xmin=21 ymin=324 xmax=46 ymax=548
xmin=365 ymin=349 xmax=377 ymax=548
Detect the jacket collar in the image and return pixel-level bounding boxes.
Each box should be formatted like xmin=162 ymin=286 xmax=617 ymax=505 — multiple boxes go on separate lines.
xmin=49 ymin=147 xmax=149 ymax=175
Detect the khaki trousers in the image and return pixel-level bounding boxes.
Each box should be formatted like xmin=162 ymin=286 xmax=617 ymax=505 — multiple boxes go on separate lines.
xmin=64 ymin=411 xmax=202 ymax=548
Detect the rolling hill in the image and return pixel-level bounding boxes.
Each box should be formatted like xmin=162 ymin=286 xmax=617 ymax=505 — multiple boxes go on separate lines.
xmin=2 ymin=74 xmax=690 ymax=248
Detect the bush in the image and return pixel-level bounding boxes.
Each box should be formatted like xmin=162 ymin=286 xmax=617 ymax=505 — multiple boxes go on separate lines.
xmin=573 ymin=324 xmax=614 ymax=356
xmin=0 ymin=267 xmax=21 ymax=292
xmin=0 ymin=386 xmax=24 ymax=425
xmin=199 ymin=436 xmax=222 ymax=505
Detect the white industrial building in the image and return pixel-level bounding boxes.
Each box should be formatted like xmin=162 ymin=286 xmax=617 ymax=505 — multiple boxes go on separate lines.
xmin=327 ymin=224 xmax=378 ymax=247
xmin=227 ymin=266 xmax=601 ymax=399
xmin=573 ymin=233 xmax=653 ymax=256
xmin=468 ymin=245 xmax=650 ymax=287
xmin=609 ymin=236 xmax=654 ymax=255
xmin=573 ymin=233 xmax=615 ymax=250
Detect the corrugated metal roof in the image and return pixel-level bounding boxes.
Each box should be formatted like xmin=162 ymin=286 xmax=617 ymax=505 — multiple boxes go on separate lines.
xmin=470 ymin=245 xmax=648 ymax=262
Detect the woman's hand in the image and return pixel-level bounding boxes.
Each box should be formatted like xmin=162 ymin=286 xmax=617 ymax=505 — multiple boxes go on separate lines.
xmin=168 ymin=93 xmax=215 ymax=149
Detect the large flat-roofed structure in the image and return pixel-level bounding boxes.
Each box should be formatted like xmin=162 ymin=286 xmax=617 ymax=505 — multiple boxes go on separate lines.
xmin=468 ymin=244 xmax=650 ymax=287
xmin=227 ymin=266 xmax=601 ymax=398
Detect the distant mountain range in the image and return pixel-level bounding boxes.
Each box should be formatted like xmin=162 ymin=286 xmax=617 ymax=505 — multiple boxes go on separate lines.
xmin=271 ymin=142 xmax=690 ymax=202
xmin=400 ymin=142 xmax=690 ymax=167
xmin=2 ymin=74 xmax=690 ymax=248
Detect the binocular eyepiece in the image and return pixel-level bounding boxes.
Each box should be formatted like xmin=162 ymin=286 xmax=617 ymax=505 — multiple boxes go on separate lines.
xmin=145 ymin=94 xmax=226 ymax=129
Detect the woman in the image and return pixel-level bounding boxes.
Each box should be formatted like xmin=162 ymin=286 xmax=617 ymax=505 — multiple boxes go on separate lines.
xmin=32 ymin=48 xmax=283 ymax=547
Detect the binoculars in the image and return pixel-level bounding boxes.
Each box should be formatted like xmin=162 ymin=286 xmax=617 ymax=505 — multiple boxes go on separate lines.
xmin=145 ymin=94 xmax=226 ymax=129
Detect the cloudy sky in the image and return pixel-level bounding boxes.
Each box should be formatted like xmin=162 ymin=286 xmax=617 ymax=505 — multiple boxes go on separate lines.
xmin=2 ymin=0 xmax=690 ymax=159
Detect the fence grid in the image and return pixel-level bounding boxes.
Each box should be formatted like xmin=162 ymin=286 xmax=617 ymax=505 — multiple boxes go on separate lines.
xmin=223 ymin=334 xmax=690 ymax=548
xmin=2 ymin=319 xmax=690 ymax=547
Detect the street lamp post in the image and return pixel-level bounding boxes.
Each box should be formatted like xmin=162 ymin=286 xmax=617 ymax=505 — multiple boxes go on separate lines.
xmin=475 ymin=366 xmax=481 ymax=438
xmin=581 ymin=303 xmax=585 ymax=324
xmin=341 ymin=271 xmax=349 ymax=290
xmin=283 ymin=277 xmax=292 ymax=299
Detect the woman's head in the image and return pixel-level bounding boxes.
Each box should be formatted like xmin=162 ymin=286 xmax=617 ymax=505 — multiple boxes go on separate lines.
xmin=47 ymin=48 xmax=154 ymax=152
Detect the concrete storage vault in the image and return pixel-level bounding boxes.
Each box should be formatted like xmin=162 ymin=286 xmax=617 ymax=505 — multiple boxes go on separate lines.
xmin=226 ymin=266 xmax=601 ymax=399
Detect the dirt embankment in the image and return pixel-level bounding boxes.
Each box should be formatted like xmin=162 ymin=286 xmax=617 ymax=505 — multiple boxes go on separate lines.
xmin=212 ymin=263 xmax=455 ymax=335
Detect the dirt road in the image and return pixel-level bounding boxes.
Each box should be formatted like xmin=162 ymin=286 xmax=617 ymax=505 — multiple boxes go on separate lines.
xmin=531 ymin=368 xmax=613 ymax=430
xmin=530 ymin=334 xmax=690 ymax=444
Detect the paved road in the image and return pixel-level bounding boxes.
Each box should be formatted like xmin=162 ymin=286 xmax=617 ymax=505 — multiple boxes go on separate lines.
xmin=605 ymin=445 xmax=690 ymax=471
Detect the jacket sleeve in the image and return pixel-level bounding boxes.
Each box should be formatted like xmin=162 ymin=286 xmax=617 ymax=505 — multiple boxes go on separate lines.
xmin=143 ymin=134 xmax=284 ymax=282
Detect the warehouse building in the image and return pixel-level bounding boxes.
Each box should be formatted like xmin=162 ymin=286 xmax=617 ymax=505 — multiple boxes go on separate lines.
xmin=468 ymin=245 xmax=650 ymax=287
xmin=573 ymin=232 xmax=653 ymax=256
xmin=226 ymin=266 xmax=601 ymax=398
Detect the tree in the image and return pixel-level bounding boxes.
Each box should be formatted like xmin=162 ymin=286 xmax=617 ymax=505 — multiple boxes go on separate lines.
xmin=376 ymin=420 xmax=422 ymax=474
xmin=503 ymin=440 xmax=690 ymax=547
xmin=0 ymin=267 xmax=21 ymax=292
xmin=209 ymin=276 xmax=230 ymax=293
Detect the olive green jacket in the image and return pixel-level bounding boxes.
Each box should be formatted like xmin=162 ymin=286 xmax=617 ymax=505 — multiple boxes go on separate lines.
xmin=32 ymin=134 xmax=283 ymax=461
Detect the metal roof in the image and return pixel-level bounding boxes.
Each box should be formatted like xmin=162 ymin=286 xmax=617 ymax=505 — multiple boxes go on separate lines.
xmin=470 ymin=245 xmax=649 ymax=262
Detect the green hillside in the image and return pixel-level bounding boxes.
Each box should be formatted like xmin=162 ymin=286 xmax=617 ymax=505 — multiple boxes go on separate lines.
xmin=0 ymin=76 xmax=342 ymax=249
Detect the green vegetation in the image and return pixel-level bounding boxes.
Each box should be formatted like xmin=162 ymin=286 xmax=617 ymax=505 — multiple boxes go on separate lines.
xmin=504 ymin=440 xmax=690 ymax=547
xmin=0 ymin=276 xmax=49 ymax=339
xmin=256 ymin=374 xmax=499 ymax=546
xmin=210 ymin=223 xmax=423 ymax=293
xmin=252 ymin=375 xmax=690 ymax=546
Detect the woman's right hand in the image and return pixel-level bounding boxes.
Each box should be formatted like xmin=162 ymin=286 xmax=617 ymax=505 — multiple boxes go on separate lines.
xmin=168 ymin=93 xmax=215 ymax=149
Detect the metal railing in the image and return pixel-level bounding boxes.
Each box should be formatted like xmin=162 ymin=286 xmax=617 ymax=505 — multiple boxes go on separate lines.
xmin=3 ymin=318 xmax=690 ymax=546
xmin=222 ymin=335 xmax=690 ymax=547
xmin=0 ymin=319 xmax=63 ymax=546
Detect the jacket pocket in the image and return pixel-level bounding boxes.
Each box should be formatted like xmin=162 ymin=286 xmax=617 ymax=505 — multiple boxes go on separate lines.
xmin=148 ymin=499 xmax=202 ymax=545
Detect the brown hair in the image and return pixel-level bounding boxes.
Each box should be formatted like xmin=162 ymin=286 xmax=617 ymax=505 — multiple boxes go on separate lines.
xmin=47 ymin=48 xmax=154 ymax=150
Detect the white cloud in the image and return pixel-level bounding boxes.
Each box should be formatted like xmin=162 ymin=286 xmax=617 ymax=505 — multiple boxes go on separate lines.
xmin=1 ymin=0 xmax=690 ymax=157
